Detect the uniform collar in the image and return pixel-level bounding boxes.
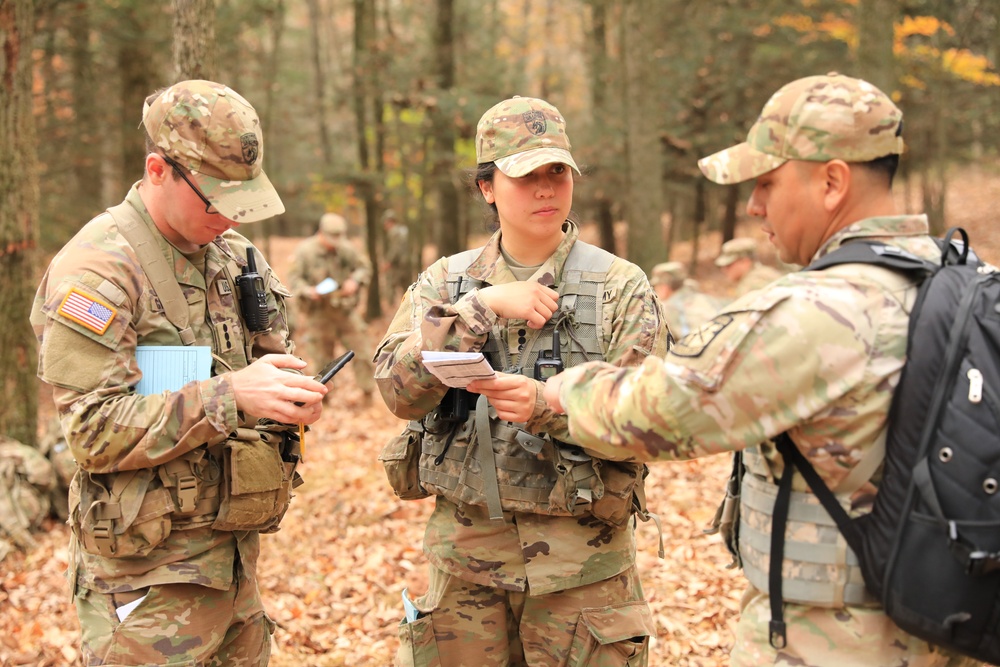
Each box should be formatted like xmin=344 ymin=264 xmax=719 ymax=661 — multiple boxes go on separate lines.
xmin=465 ymin=220 xmax=580 ymax=286
xmin=812 ymin=214 xmax=930 ymax=263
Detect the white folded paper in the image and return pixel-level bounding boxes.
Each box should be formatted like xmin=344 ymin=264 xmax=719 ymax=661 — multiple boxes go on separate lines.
xmin=421 ymin=351 xmax=496 ymax=388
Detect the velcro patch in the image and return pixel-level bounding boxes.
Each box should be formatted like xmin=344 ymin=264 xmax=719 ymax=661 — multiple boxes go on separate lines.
xmin=56 ymin=288 xmax=117 ymax=335
xmin=669 ymin=315 xmax=733 ymax=358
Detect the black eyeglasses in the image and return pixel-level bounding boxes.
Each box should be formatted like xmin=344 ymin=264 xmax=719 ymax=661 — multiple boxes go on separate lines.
xmin=162 ymin=155 xmax=219 ymax=215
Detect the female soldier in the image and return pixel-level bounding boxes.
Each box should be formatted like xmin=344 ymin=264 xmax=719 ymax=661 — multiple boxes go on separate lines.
xmin=374 ymin=96 xmax=667 ymax=666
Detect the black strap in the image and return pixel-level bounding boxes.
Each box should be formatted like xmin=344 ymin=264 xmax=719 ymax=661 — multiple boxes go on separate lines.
xmin=804 ymin=241 xmax=937 ymax=276
xmin=774 ymin=434 xmax=864 ymax=556
xmin=768 ymin=450 xmax=795 ymax=649
xmin=767 ymin=434 xmax=867 ymax=649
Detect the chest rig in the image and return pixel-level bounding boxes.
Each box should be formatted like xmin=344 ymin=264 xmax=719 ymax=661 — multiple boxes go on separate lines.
xmin=415 ymin=241 xmax=647 ymax=526
xmin=70 ymin=204 xmax=298 ymax=560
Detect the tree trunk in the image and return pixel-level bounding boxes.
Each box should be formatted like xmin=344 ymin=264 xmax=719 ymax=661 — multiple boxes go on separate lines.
xmin=308 ymin=0 xmax=333 ymax=167
xmin=430 ymin=0 xmax=461 ymax=257
xmin=585 ymin=0 xmax=617 ymax=253
xmin=721 ymin=183 xmax=740 ymax=243
xmin=856 ymin=0 xmax=896 ymax=93
xmin=69 ymin=0 xmax=103 ymax=219
xmin=0 ymin=0 xmax=40 ymax=446
xmin=622 ymin=0 xmax=665 ymax=271
xmin=172 ymin=0 xmax=216 ymax=80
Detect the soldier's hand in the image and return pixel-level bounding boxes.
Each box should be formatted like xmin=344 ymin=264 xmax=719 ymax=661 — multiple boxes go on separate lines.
xmin=231 ymin=354 xmax=327 ymax=424
xmin=542 ymin=373 xmax=566 ymax=414
xmin=341 ymin=278 xmax=360 ymax=296
xmin=467 ymin=373 xmax=537 ymax=423
xmin=478 ymin=282 xmax=559 ymax=329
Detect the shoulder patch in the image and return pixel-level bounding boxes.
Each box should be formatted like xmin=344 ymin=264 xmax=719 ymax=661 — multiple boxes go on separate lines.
xmin=56 ymin=288 xmax=117 ymax=335
xmin=670 ymin=315 xmax=733 ymax=358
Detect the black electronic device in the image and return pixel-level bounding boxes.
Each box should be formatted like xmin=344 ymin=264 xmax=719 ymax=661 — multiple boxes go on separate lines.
xmin=294 ymin=350 xmax=354 ymax=406
xmin=315 ymin=350 xmax=355 ymax=385
xmin=236 ymin=249 xmax=269 ymax=332
xmin=534 ymin=328 xmax=564 ymax=381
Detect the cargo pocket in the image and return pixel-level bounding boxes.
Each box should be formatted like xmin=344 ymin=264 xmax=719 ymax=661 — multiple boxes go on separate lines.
xmin=566 ymin=601 xmax=654 ymax=667
xmin=378 ymin=422 xmax=428 ymax=500
xmin=396 ymin=614 xmax=440 ymax=667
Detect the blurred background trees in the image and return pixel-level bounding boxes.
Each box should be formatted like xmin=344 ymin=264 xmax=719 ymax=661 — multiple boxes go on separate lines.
xmin=3 ymin=0 xmax=999 ymax=441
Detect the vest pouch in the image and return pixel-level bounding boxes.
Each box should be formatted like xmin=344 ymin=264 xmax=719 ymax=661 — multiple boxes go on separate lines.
xmin=547 ymin=442 xmax=601 ymax=516
xmin=591 ymin=460 xmax=645 ymax=529
xmin=212 ymin=429 xmax=286 ymax=532
xmin=379 ymin=421 xmax=429 ymax=500
xmin=74 ymin=469 xmax=174 ymax=559
xmin=257 ymin=429 xmax=303 ymax=535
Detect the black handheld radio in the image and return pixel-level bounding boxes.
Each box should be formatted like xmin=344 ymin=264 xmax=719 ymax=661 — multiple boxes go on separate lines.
xmin=534 ymin=328 xmax=564 ymax=380
xmin=236 ymin=248 xmax=269 ymax=332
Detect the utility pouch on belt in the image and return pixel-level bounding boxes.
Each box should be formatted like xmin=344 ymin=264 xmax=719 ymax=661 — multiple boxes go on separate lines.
xmin=704 ymin=451 xmax=744 ymax=569
xmin=73 ymin=468 xmax=174 ymax=558
xmin=378 ymin=420 xmax=429 ymax=500
xmin=212 ymin=425 xmax=302 ymax=533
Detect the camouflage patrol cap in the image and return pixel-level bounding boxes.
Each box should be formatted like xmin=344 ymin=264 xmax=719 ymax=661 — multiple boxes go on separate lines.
xmin=715 ymin=238 xmax=758 ymax=267
xmin=698 ymin=73 xmax=904 ymax=185
xmin=142 ymin=80 xmax=284 ymax=222
xmin=649 ymin=261 xmax=687 ymax=286
xmin=476 ymin=96 xmax=581 ymax=177
xmin=319 ymin=212 xmax=347 ymax=236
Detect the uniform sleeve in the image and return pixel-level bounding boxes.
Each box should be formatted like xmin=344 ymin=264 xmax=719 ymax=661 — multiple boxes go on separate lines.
xmin=527 ymin=259 xmax=669 ymax=440
xmin=558 ymin=277 xmax=878 ymax=463
xmin=373 ymin=258 xmax=496 ymax=419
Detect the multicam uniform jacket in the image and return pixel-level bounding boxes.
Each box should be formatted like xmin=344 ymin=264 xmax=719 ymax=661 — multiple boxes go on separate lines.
xmin=556 ymin=214 xmax=978 ymax=665
xmin=374 ymin=221 xmax=667 ymax=595
xmin=734 ymin=262 xmax=785 ymax=299
xmin=29 ymin=185 xmax=295 ymax=596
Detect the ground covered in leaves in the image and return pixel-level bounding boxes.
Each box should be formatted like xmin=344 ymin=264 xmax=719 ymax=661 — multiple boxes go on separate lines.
xmin=3 ymin=165 xmax=998 ymax=666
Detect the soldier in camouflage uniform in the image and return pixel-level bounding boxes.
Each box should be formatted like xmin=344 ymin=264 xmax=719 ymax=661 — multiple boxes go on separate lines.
xmin=381 ymin=209 xmax=412 ymax=305
xmin=544 ymin=74 xmax=977 ymax=666
xmin=715 ymin=237 xmax=785 ymax=299
xmin=649 ymin=261 xmax=724 ymax=338
xmin=29 ymin=80 xmax=328 ymax=666
xmin=286 ymin=212 xmax=376 ymax=401
xmin=375 ymin=96 xmax=667 ymax=666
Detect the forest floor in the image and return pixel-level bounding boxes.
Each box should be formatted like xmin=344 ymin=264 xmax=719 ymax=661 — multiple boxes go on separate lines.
xmin=3 ymin=164 xmax=999 ymax=666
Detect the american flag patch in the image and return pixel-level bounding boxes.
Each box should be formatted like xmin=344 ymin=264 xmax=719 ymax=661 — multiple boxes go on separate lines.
xmin=57 ymin=288 xmax=117 ymax=335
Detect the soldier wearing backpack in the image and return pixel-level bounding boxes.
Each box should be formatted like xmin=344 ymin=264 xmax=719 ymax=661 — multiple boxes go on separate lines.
xmin=543 ymin=73 xmax=979 ymax=666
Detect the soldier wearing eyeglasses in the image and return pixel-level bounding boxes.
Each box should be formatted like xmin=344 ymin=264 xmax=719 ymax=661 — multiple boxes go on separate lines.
xmin=30 ymin=80 xmax=326 ymax=666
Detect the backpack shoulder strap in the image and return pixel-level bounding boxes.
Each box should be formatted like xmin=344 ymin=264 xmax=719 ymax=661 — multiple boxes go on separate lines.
xmin=805 ymin=241 xmax=938 ymax=276
xmin=107 ymin=203 xmax=195 ymax=345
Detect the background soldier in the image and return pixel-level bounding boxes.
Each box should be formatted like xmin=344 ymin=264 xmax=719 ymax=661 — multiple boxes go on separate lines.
xmin=381 ymin=209 xmax=411 ymax=306
xmin=544 ymin=73 xmax=977 ymax=666
xmin=29 ymin=79 xmax=327 ymax=665
xmin=715 ymin=237 xmax=784 ymax=299
xmin=287 ymin=212 xmax=376 ymax=403
xmin=649 ymin=261 xmax=724 ymax=339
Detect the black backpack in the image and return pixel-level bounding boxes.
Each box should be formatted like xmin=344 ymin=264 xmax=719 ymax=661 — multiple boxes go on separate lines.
xmin=767 ymin=228 xmax=1000 ymax=663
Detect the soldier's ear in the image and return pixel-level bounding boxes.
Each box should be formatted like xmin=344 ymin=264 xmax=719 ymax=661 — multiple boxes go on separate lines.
xmin=145 ymin=154 xmax=169 ymax=184
xmin=478 ymin=180 xmax=495 ymax=204
xmin=821 ymin=159 xmax=850 ymax=211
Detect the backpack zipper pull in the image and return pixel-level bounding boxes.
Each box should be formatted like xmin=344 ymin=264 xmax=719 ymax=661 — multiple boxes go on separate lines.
xmin=968 ymin=368 xmax=983 ymax=403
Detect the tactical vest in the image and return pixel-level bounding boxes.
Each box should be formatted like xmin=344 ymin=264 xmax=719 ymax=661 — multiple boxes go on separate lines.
xmin=69 ymin=203 xmax=300 ymax=560
xmin=737 ymin=444 xmax=879 ymax=608
xmin=414 ymin=241 xmax=647 ymax=526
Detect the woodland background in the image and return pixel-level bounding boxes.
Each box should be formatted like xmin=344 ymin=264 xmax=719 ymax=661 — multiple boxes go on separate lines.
xmin=2 ymin=0 xmax=1000 ymax=664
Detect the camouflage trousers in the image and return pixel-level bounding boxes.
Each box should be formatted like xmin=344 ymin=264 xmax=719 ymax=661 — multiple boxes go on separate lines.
xmin=74 ymin=576 xmax=273 ymax=666
xmin=396 ymin=564 xmax=653 ymax=667
xmin=299 ymin=308 xmax=375 ymax=394
xmin=730 ymin=584 xmax=981 ymax=666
